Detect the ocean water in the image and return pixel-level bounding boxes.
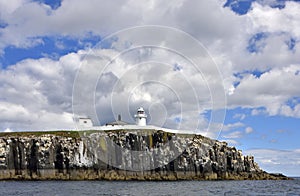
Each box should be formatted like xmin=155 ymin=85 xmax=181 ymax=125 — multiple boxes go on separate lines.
xmin=0 ymin=179 xmax=299 ymax=196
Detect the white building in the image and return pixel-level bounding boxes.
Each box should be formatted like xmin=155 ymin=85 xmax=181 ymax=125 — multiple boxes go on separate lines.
xmin=78 ymin=117 xmax=93 ymax=128
xmin=77 ymin=107 xmax=148 ymax=129
xmin=75 ymin=107 xmax=184 ymax=133
xmin=134 ymin=107 xmax=147 ymax=126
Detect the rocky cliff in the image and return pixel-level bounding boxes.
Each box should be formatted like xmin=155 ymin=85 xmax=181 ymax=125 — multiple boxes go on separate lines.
xmin=0 ymin=129 xmax=289 ymax=180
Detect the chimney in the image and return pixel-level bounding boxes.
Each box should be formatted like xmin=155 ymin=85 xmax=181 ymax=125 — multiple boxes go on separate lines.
xmin=118 ymin=114 xmax=121 ymax=121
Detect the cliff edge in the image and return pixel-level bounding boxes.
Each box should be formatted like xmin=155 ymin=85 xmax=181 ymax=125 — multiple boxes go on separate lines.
xmin=0 ymin=129 xmax=290 ymax=180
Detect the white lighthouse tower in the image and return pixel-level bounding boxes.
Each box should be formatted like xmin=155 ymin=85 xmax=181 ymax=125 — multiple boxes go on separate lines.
xmin=134 ymin=107 xmax=147 ymax=126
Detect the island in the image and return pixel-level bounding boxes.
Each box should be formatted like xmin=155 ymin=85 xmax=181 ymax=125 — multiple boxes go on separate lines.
xmin=0 ymin=108 xmax=290 ymax=180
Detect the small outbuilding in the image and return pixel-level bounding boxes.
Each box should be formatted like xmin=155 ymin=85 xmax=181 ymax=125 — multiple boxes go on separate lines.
xmin=78 ymin=117 xmax=93 ymax=127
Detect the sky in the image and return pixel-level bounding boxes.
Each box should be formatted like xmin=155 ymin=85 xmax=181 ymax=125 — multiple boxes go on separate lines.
xmin=0 ymin=0 xmax=300 ymax=176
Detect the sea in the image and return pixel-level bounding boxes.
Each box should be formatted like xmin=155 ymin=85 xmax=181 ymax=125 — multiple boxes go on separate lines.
xmin=0 ymin=178 xmax=299 ymax=196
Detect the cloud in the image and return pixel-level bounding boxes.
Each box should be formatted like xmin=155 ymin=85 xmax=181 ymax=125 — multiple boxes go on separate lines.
xmin=269 ymin=139 xmax=277 ymax=143
xmin=249 ymin=2 xmax=300 ymax=37
xmin=245 ymin=148 xmax=300 ymax=176
xmin=1 ymin=0 xmax=299 ymax=110
xmin=3 ymin=128 xmax=13 ymax=132
xmin=0 ymin=101 xmax=30 ymax=122
xmin=233 ymin=113 xmax=246 ymax=120
xmin=276 ymin=129 xmax=287 ymax=134
xmin=222 ymin=122 xmax=245 ymax=132
xmin=228 ymin=65 xmax=300 ymax=117
xmin=87 ymin=43 xmax=223 ymax=132
xmin=220 ymin=125 xmax=254 ymax=146
xmin=0 ymin=0 xmax=248 ymax=53
xmin=251 ymin=108 xmax=266 ymax=116
xmin=0 ymin=0 xmax=299 ymax=135
xmin=0 ymin=43 xmax=223 ymax=132
xmin=222 ymin=131 xmax=244 ymax=139
xmin=245 ymin=126 xmax=254 ymax=134
xmin=0 ymin=51 xmax=84 ymax=131
xmin=223 ymin=139 xmax=241 ymax=147
xmin=0 ymin=0 xmax=25 ymax=15
xmin=255 ymin=0 xmax=285 ymax=8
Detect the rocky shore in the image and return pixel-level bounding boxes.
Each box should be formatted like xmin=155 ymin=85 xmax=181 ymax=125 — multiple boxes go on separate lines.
xmin=0 ymin=130 xmax=290 ymax=180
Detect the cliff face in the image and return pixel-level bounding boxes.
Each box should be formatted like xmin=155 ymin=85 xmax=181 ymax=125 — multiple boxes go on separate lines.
xmin=0 ymin=130 xmax=288 ymax=180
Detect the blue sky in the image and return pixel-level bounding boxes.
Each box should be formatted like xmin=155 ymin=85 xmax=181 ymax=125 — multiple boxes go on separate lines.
xmin=0 ymin=35 xmax=100 ymax=67
xmin=0 ymin=0 xmax=300 ymax=176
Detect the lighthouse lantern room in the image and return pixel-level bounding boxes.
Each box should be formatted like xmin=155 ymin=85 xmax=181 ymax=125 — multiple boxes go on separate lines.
xmin=134 ymin=107 xmax=147 ymax=126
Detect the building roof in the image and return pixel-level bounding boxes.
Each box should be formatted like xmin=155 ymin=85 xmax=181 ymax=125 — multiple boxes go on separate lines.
xmin=105 ymin=120 xmax=128 ymax=126
xmin=137 ymin=107 xmax=145 ymax=112
xmin=79 ymin=117 xmax=91 ymax=120
xmin=105 ymin=114 xmax=128 ymax=126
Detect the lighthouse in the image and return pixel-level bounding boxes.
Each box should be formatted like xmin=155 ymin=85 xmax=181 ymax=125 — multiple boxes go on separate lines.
xmin=134 ymin=107 xmax=147 ymax=126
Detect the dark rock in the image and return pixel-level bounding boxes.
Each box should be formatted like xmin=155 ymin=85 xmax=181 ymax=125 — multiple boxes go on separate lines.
xmin=0 ymin=130 xmax=290 ymax=180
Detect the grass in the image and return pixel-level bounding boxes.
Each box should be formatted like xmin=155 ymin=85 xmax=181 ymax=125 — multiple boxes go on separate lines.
xmin=0 ymin=130 xmax=81 ymax=138
xmin=0 ymin=129 xmax=199 ymax=139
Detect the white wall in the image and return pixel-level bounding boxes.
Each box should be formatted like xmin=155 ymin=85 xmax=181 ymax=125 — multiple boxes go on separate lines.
xmin=79 ymin=118 xmax=93 ymax=128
